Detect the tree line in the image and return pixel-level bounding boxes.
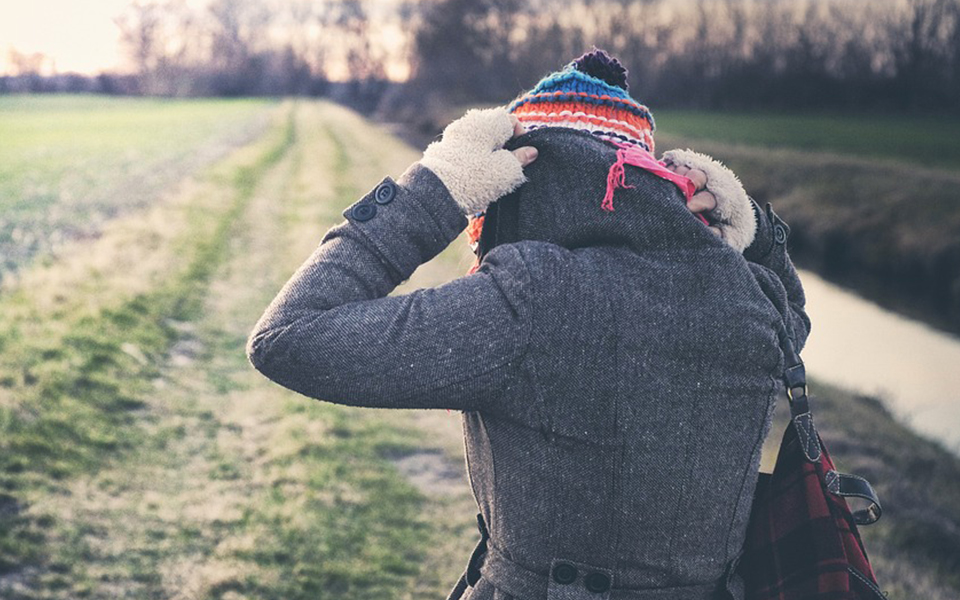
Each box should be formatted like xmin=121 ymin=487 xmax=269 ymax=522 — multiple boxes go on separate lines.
xmin=3 ymin=0 xmax=402 ymax=110
xmin=398 ymin=0 xmax=960 ymax=116
xmin=3 ymin=0 xmax=959 ymax=117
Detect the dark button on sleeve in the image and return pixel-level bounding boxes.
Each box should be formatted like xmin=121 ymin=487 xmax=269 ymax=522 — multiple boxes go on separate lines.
xmin=552 ymin=562 xmax=578 ymax=585
xmin=584 ymin=572 xmax=611 ymax=593
xmin=774 ymin=223 xmax=787 ymax=244
xmin=374 ymin=180 xmax=397 ymax=204
xmin=350 ymin=203 xmax=377 ymax=222
xmin=767 ymin=204 xmax=790 ymax=246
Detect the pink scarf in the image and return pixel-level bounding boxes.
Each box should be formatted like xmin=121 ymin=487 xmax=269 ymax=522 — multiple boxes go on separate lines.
xmin=603 ymin=144 xmax=708 ymax=224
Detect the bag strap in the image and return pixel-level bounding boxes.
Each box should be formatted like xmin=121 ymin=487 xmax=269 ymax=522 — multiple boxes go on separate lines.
xmin=778 ymin=325 xmax=821 ymax=463
xmin=445 ymin=513 xmax=490 ymax=600
xmin=776 ymin=325 xmax=883 ymax=525
xmin=825 ymin=470 xmax=883 ymax=525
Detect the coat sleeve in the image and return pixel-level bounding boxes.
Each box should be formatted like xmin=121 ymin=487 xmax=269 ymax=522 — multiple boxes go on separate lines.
xmin=246 ymin=164 xmax=532 ymax=411
xmin=743 ymin=199 xmax=811 ymax=351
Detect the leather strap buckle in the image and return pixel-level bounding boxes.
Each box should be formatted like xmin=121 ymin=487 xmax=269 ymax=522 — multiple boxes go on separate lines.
xmin=786 ymin=385 xmax=807 ymax=402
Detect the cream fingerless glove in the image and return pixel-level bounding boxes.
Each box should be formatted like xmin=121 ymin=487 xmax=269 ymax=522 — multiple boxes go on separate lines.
xmin=662 ymin=148 xmax=756 ymax=252
xmin=420 ymin=107 xmax=528 ymax=216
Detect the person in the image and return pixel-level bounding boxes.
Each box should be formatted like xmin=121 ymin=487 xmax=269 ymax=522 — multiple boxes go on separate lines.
xmin=246 ymin=50 xmax=809 ymax=600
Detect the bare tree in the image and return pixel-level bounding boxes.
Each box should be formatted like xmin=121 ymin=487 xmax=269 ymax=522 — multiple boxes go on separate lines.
xmin=7 ymin=49 xmax=51 ymax=76
xmin=115 ymin=1 xmax=164 ymax=83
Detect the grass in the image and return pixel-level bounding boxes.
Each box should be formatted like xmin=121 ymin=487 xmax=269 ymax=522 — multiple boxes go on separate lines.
xmin=0 ymin=99 xmax=473 ymax=599
xmin=2 ymin=95 xmax=957 ymax=599
xmin=0 ymin=103 xmax=295 ymax=584
xmin=0 ymin=104 xmax=294 ymax=468
xmin=0 ymin=95 xmax=274 ymax=279
xmin=653 ymin=110 xmax=960 ymax=171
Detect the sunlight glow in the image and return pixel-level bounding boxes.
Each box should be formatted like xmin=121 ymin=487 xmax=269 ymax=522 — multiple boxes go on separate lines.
xmin=1 ymin=1 xmax=132 ymax=74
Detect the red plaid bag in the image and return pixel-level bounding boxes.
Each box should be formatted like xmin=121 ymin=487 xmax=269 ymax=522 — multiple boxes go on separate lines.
xmin=736 ymin=330 xmax=884 ymax=600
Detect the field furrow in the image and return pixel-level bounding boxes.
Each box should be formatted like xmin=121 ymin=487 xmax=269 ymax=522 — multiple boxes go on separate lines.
xmin=0 ymin=101 xmax=480 ymax=600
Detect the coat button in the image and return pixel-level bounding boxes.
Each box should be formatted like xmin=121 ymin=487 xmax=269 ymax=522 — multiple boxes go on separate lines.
xmin=552 ymin=562 xmax=577 ymax=585
xmin=351 ymin=203 xmax=377 ymax=221
xmin=374 ymin=181 xmax=396 ymax=204
xmin=584 ymin=572 xmax=611 ymax=593
xmin=774 ymin=223 xmax=787 ymax=244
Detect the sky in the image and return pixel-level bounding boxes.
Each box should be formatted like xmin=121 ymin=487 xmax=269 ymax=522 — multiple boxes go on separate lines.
xmin=0 ymin=0 xmax=410 ymax=78
xmin=1 ymin=1 xmax=134 ymax=75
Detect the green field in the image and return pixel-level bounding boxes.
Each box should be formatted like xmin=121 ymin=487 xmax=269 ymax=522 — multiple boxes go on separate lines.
xmin=0 ymin=96 xmax=957 ymax=599
xmin=0 ymin=98 xmax=478 ymax=599
xmin=655 ymin=110 xmax=960 ymax=171
xmin=0 ymin=95 xmax=273 ymax=279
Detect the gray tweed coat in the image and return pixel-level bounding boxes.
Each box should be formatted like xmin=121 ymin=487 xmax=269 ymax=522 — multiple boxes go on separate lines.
xmin=247 ymin=128 xmax=810 ymax=600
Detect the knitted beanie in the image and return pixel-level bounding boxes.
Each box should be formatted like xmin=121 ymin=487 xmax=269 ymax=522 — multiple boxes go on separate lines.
xmin=465 ymin=50 xmax=659 ymax=262
xmin=508 ymin=49 xmax=655 ymax=153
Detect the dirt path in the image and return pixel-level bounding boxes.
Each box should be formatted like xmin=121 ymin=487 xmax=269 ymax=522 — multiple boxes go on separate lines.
xmin=0 ymin=101 xmax=477 ymax=600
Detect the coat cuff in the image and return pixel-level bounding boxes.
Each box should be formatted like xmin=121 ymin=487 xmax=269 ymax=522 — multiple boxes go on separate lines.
xmin=742 ymin=199 xmax=791 ymax=264
xmin=337 ymin=164 xmax=468 ymax=281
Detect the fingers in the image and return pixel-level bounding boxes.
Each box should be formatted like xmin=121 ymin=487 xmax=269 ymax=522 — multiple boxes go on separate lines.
xmin=662 ymin=148 xmax=754 ymax=251
xmin=509 ymin=116 xmax=535 ymax=166
xmin=664 ymin=162 xmax=707 ymax=191
xmin=685 ymin=168 xmax=707 ymax=190
xmin=689 ymin=191 xmax=723 ymax=238
xmin=512 ymin=146 xmax=538 ymax=167
xmin=511 ymin=115 xmax=526 ymax=138
xmin=665 ymin=162 xmax=688 ymax=177
xmin=688 ymin=190 xmax=717 ymax=214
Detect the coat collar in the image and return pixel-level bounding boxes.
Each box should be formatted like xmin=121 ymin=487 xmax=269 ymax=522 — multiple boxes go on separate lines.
xmin=489 ymin=127 xmax=720 ymax=256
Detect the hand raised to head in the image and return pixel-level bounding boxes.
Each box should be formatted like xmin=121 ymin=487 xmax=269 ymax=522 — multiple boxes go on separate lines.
xmin=662 ymin=149 xmax=755 ymax=251
xmin=420 ymin=108 xmax=538 ymax=216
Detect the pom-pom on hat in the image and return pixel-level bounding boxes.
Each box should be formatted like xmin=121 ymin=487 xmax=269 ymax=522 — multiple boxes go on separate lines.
xmin=508 ymin=49 xmax=655 ymax=153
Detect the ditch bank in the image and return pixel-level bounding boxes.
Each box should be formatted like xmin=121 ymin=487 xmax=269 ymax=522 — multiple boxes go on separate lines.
xmin=654 ymin=133 xmax=960 ymax=337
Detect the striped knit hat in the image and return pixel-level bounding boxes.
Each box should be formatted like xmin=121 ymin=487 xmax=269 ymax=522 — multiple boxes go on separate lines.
xmin=508 ymin=49 xmax=655 ymax=153
xmin=465 ymin=51 xmax=657 ymax=265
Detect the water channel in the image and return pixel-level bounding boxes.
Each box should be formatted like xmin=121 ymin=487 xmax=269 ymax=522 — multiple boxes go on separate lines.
xmin=798 ymin=269 xmax=960 ymax=455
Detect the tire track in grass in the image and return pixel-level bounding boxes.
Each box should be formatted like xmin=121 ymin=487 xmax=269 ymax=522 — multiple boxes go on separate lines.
xmin=150 ymin=101 xmax=437 ymax=600
xmin=0 ymin=101 xmax=460 ymax=599
xmin=0 ymin=100 xmax=490 ymax=600
xmin=319 ymin=105 xmax=482 ymax=600
xmin=0 ymin=104 xmax=296 ymax=598
xmin=217 ymin=102 xmax=456 ymax=600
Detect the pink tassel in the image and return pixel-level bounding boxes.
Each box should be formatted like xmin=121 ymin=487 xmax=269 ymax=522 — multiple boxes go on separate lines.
xmin=602 ymin=148 xmax=636 ymax=211
xmin=602 ymin=144 xmax=710 ymax=225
